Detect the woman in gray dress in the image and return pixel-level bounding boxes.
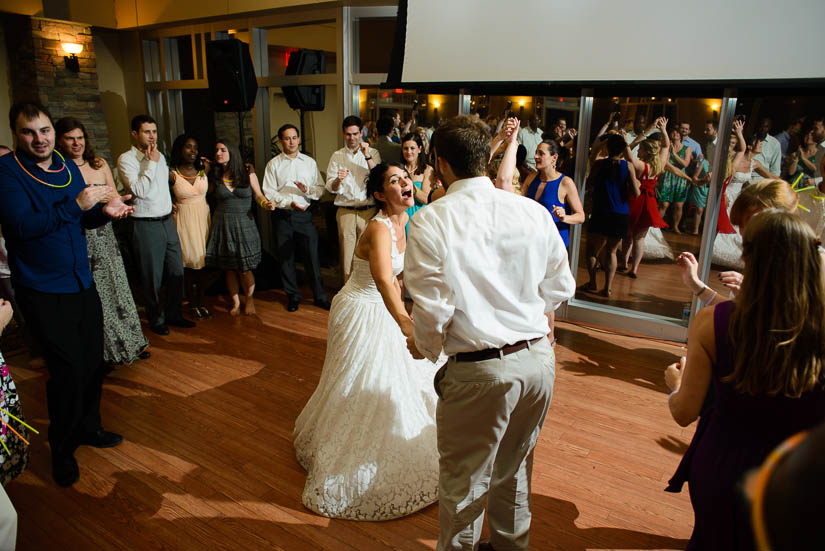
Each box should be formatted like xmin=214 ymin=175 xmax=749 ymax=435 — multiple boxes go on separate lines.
xmin=205 ymin=140 xmax=270 ymax=315
xmin=55 ymin=117 xmax=149 ymax=364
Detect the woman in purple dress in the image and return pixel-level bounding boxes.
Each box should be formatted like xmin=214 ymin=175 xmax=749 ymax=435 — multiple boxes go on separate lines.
xmin=664 ymin=209 xmax=825 ymax=550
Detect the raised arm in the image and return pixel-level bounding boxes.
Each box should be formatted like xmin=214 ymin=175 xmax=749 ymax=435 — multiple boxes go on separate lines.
xmin=495 ymin=118 xmax=521 ymax=192
xmin=368 ymin=220 xmax=414 ymax=337
xmin=729 ymin=119 xmax=747 ymax=168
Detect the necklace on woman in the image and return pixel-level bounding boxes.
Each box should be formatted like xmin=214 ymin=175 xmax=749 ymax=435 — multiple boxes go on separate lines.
xmin=13 ymin=150 xmax=72 ymax=188
xmin=75 ymin=159 xmax=87 ymax=167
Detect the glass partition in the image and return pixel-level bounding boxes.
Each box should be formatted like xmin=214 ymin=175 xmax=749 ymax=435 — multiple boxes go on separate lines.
xmin=706 ymin=93 xmax=825 ymax=298
xmin=570 ymin=94 xmax=722 ymax=322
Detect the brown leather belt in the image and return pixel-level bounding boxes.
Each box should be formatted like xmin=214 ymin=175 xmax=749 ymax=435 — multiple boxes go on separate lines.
xmin=453 ymin=336 xmax=544 ymax=363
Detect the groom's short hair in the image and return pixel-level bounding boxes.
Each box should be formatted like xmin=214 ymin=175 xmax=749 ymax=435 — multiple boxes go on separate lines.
xmin=431 ymin=115 xmax=490 ymax=179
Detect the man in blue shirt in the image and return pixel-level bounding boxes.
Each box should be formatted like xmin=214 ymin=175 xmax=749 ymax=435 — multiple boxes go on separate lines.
xmin=0 ymin=102 xmax=134 ymax=486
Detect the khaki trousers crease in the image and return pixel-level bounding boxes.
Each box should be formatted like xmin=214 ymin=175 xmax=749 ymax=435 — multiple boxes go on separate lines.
xmin=336 ymin=206 xmax=377 ymax=282
xmin=435 ymin=337 xmax=555 ymax=551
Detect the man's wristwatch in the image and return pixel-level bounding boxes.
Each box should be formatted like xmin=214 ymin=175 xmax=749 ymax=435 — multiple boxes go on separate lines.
xmin=364 ymin=156 xmax=372 ymax=161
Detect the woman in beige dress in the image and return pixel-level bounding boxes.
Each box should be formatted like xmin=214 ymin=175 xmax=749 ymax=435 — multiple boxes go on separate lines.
xmin=169 ymin=134 xmax=212 ymax=319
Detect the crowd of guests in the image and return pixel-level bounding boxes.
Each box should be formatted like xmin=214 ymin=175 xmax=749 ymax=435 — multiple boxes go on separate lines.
xmin=1 ymin=95 xmax=825 ymax=551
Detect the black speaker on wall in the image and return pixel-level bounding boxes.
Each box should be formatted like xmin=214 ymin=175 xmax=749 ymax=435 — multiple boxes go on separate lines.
xmin=206 ymin=39 xmax=258 ymax=112
xmin=283 ymin=49 xmax=326 ymax=111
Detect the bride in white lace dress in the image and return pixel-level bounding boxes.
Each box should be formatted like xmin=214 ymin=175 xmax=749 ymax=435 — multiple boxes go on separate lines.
xmin=294 ymin=163 xmax=440 ymax=520
xmin=711 ymin=120 xmax=773 ymax=270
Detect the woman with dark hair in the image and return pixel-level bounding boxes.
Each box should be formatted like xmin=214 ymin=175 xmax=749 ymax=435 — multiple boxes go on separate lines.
xmin=656 ymin=126 xmax=693 ymax=232
xmin=521 ymin=140 xmax=584 ymax=248
xmin=583 ymin=133 xmax=640 ymax=296
xmin=205 ymin=140 xmax=268 ymax=315
xmin=55 ymin=117 xmax=149 ymax=365
xmin=169 ymin=134 xmax=211 ymax=318
xmin=400 ymin=132 xmax=433 ymax=233
xmin=664 ymin=209 xmax=825 ymax=550
xmin=294 ymin=162 xmax=439 ymax=520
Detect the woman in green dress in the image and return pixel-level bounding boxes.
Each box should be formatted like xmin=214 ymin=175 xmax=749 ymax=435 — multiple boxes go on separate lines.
xmin=656 ymin=128 xmax=693 ymax=233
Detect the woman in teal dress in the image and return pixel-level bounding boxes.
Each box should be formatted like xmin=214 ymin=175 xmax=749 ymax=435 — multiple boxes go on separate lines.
xmin=656 ymin=128 xmax=693 ymax=233
xmin=400 ymin=133 xmax=433 ymax=235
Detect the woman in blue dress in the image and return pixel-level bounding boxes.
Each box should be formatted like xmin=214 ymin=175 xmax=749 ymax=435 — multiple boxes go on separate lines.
xmin=400 ymin=133 xmax=433 ymax=235
xmin=521 ymin=140 xmax=585 ymax=248
xmin=521 ymin=139 xmax=584 ymax=341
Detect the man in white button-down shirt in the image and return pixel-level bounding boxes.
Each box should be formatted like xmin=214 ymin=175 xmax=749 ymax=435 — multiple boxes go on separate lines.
xmin=325 ymin=116 xmax=381 ymax=282
xmin=405 ymin=116 xmax=576 ymax=551
xmin=262 ymin=124 xmax=330 ymax=312
xmin=117 ymin=115 xmax=191 ymax=335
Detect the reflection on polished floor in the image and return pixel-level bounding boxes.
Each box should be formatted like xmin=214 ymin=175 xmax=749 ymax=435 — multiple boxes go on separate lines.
xmin=3 ymin=290 xmax=694 ymax=550
xmin=575 ymin=225 xmax=733 ymax=319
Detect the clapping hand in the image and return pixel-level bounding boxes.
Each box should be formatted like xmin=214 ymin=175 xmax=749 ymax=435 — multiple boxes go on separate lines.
xmin=566 ymin=128 xmax=577 ymax=140
xmin=337 ymin=168 xmax=350 ymax=182
xmin=294 ymin=181 xmax=308 ymax=193
xmin=103 ymin=194 xmax=136 ymax=219
xmin=76 ymin=185 xmax=111 ymax=211
xmin=664 ymin=356 xmax=685 ymax=392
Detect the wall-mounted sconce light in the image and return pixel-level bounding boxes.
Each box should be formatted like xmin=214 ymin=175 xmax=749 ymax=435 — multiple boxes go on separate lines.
xmin=61 ymin=42 xmax=82 ymax=73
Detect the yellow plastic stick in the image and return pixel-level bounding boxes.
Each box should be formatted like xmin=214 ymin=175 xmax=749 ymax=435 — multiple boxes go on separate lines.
xmin=791 ymin=173 xmax=804 ymax=189
xmin=0 ymin=408 xmax=38 ymax=434
xmin=0 ymin=438 xmax=9 ymax=456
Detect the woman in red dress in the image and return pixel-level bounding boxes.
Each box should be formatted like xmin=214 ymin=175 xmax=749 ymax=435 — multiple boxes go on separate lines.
xmin=620 ymin=116 xmax=670 ymax=277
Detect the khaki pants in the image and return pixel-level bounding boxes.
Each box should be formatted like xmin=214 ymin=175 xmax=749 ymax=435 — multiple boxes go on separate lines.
xmin=336 ymin=206 xmax=377 ymax=282
xmin=435 ymin=337 xmax=555 ymax=551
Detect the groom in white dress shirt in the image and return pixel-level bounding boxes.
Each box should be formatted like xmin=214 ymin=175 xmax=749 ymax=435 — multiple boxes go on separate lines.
xmin=405 ymin=115 xmax=576 ymax=551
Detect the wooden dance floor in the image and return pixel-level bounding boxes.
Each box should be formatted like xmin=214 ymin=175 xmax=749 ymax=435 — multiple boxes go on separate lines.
xmin=4 ymin=290 xmax=694 ymax=550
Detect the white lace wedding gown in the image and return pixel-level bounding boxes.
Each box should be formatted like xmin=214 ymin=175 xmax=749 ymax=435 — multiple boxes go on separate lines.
xmin=293 ymin=212 xmax=440 ymax=520
xmin=643 ymin=227 xmax=674 ymax=259
xmin=711 ymin=170 xmax=750 ymax=270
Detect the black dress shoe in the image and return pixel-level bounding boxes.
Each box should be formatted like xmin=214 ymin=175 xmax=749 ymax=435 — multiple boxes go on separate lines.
xmin=478 ymin=540 xmax=496 ymax=551
xmin=167 ymin=317 xmax=196 ymax=328
xmin=287 ymin=297 xmax=300 ymax=312
xmin=138 ymin=350 xmax=151 ymax=360
xmin=78 ymin=429 xmax=123 ymax=448
xmin=52 ymin=454 xmax=79 ymax=487
xmin=314 ymin=298 xmax=331 ymax=310
xmin=150 ymin=323 xmax=170 ymax=335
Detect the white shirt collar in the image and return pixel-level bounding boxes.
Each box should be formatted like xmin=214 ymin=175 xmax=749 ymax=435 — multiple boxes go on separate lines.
xmin=445 ymin=176 xmax=494 ymax=196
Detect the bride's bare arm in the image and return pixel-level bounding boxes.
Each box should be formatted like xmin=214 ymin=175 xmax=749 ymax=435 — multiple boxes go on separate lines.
xmin=368 ymin=220 xmax=414 ymax=337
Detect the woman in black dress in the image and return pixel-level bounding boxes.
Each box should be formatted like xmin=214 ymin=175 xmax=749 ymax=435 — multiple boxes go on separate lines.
xmin=205 ymin=140 xmax=270 ymax=315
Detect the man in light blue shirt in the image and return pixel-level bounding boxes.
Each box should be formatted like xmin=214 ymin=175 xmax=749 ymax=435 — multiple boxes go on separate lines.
xmin=679 ymin=121 xmax=703 ymax=159
xmin=751 ymin=117 xmax=782 ymax=182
